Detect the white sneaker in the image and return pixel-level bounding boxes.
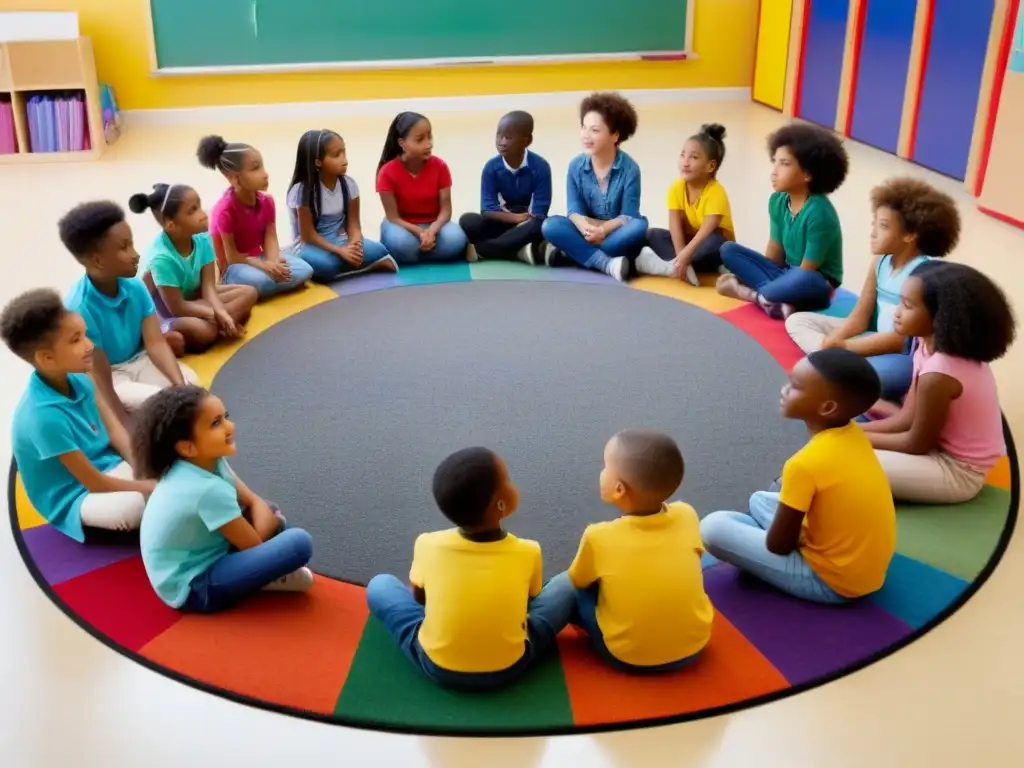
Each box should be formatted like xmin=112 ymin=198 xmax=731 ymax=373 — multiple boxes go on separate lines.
xmin=635 ymin=246 xmax=673 ymax=277
xmin=262 ymin=567 xmax=314 ymax=593
xmin=516 ymin=243 xmax=536 ymax=265
xmin=606 ymin=256 xmax=629 ymax=282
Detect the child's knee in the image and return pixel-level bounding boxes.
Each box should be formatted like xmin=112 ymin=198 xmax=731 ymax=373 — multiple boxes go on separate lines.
xmin=290 ymin=257 xmax=314 ymax=284
xmin=698 ymin=511 xmax=730 ymax=548
xmin=120 ymin=494 xmax=146 ymax=531
xmin=541 ymin=215 xmax=567 ymax=240
xmin=279 ymin=527 xmax=313 ymax=563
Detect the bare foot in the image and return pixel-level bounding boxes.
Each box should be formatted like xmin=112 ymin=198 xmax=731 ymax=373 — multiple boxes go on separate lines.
xmin=164 ymin=330 xmax=187 ymax=358
xmin=716 ymin=274 xmax=756 ymax=302
xmin=466 ymin=244 xmax=479 ymax=263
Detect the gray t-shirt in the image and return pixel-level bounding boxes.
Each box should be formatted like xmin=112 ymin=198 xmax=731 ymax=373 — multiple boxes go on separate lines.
xmin=286 ymin=176 xmax=360 ymax=237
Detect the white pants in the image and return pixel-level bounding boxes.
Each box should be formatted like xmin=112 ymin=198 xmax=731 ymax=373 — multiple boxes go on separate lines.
xmin=785 ymin=312 xmax=843 ymax=353
xmin=875 ymin=449 xmax=987 ymax=505
xmin=79 ymin=461 xmax=146 ymax=532
xmin=112 ymin=351 xmax=199 ymax=410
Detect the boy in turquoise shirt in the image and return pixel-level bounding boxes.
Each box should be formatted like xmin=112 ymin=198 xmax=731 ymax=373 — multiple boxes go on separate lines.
xmin=2 ymin=289 xmax=154 ymax=542
xmin=61 ymin=201 xmax=199 ymax=426
xmin=717 ymin=124 xmax=849 ymax=318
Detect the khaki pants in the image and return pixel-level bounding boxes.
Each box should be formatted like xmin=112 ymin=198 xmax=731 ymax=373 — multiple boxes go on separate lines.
xmin=875 ymin=449 xmax=986 ymax=505
xmin=79 ymin=461 xmax=146 ymax=532
xmin=785 ymin=312 xmax=844 ymax=353
xmin=112 ymin=351 xmax=199 ymax=410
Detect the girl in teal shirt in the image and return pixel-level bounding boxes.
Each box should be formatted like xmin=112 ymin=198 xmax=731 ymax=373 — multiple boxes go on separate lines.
xmin=717 ymin=124 xmax=849 ymax=318
xmin=131 ymin=184 xmax=258 ymax=354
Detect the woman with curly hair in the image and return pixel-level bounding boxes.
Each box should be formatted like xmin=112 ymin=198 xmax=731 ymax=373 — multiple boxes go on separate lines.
xmin=717 ymin=124 xmax=849 ymax=316
xmin=862 ymin=261 xmax=1015 ymax=504
xmin=786 ymin=177 xmax=961 ymax=401
xmin=541 ymin=92 xmax=648 ymax=282
xmin=135 ymin=386 xmax=314 ymax=612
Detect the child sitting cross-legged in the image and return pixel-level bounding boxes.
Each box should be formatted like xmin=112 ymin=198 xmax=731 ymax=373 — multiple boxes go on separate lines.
xmin=701 ymin=349 xmax=896 ymax=603
xmin=786 ymin=178 xmax=960 ymax=402
xmin=366 ymin=447 xmax=575 ymax=691
xmin=862 ymin=261 xmax=1015 ymax=504
xmin=60 ymin=201 xmax=200 ymax=426
xmin=3 ymin=289 xmax=152 ymax=542
xmin=135 ymin=386 xmax=314 ymax=612
xmin=566 ymin=429 xmax=714 ymax=673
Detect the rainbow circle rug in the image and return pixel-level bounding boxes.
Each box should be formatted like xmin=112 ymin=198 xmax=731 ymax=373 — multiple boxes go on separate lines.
xmin=9 ymin=261 xmax=1018 ymax=736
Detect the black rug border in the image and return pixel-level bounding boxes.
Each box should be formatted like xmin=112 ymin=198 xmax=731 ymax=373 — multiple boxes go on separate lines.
xmin=5 ymin=280 xmax=1019 ymax=738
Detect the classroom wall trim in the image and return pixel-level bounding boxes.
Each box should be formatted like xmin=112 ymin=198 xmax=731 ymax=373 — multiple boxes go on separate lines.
xmin=120 ymin=87 xmax=751 ymax=127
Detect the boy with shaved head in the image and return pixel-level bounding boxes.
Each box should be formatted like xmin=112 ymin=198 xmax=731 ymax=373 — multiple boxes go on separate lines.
xmin=567 ymin=429 xmax=713 ymax=673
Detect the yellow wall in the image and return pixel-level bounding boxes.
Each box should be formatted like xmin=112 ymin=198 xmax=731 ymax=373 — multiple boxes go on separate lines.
xmin=0 ymin=0 xmax=759 ymax=110
xmin=752 ymin=0 xmax=793 ymax=109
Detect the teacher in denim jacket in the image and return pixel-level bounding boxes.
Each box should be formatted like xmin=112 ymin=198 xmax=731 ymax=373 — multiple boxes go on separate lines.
xmin=541 ymin=92 xmax=648 ymax=283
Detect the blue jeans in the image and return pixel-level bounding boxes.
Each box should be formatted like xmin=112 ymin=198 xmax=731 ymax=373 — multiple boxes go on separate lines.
xmin=365 ymin=571 xmax=576 ymax=691
xmin=182 ymin=528 xmax=313 ymax=613
xmin=721 ymin=242 xmax=834 ymax=310
xmin=868 ymin=350 xmax=914 ymax=402
xmin=541 ymin=215 xmax=649 ymax=272
xmin=379 ymin=220 xmax=468 ymax=264
xmin=699 ymin=491 xmax=846 ymax=604
xmin=573 ymin=582 xmax=701 ymax=674
xmin=221 ymin=250 xmax=314 ymax=299
xmin=294 ymin=233 xmax=392 ymax=282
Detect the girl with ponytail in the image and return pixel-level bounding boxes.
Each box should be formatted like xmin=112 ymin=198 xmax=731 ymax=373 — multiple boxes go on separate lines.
xmin=375 ymin=112 xmax=469 ymax=264
xmin=636 ymin=123 xmax=735 ymax=285
xmin=131 ymin=184 xmax=257 ymax=354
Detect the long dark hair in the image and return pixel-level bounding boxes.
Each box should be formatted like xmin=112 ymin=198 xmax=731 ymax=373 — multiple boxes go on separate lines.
xmin=131 ymin=385 xmax=209 ymax=479
xmin=377 ymin=112 xmax=428 ymax=175
xmin=127 ymin=184 xmax=193 ymax=224
xmin=288 ymin=129 xmax=343 ymax=231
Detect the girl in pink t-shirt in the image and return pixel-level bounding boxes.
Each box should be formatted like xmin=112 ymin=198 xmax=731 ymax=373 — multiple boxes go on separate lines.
xmin=197 ymin=134 xmax=313 ymax=300
xmin=375 ymin=112 xmax=468 ymax=264
xmin=862 ymin=261 xmax=1015 ymax=503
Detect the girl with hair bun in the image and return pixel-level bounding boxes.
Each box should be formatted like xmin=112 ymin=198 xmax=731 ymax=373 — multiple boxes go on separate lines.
xmin=636 ymin=123 xmax=735 ymax=285
xmin=197 ymin=134 xmax=314 ymax=300
xmin=131 ymin=184 xmax=257 ymax=354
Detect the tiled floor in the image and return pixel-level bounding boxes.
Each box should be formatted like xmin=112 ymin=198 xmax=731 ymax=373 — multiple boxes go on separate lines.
xmin=1 ymin=99 xmax=1022 ymax=766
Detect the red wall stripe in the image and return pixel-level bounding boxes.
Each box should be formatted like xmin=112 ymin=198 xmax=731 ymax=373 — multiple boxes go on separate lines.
xmin=974 ymin=0 xmax=1021 ymax=196
xmin=842 ymin=0 xmax=871 ymax=135
xmin=906 ymin=0 xmax=935 ymax=158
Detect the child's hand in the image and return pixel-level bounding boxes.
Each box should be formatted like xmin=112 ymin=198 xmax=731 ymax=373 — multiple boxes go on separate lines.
xmin=420 ymin=228 xmax=437 ymax=251
xmin=822 ymin=334 xmax=847 ymax=350
xmin=584 ymin=227 xmax=605 ymax=245
xmin=266 ymin=259 xmax=291 ymax=282
xmin=338 ymin=244 xmax=364 ymax=267
xmin=197 ymin=303 xmax=217 ymax=322
xmin=515 ymin=212 xmax=532 ymax=224
xmin=349 ymin=234 xmax=364 ymax=254
xmin=216 ymin=310 xmax=243 ymax=339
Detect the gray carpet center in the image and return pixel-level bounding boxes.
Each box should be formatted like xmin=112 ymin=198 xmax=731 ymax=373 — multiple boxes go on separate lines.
xmin=213 ymin=280 xmax=805 ymax=583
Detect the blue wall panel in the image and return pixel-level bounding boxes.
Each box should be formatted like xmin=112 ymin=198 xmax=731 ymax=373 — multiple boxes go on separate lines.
xmin=913 ymin=0 xmax=996 ymax=179
xmin=849 ymin=0 xmax=918 ymax=153
xmin=798 ymin=0 xmax=851 ymax=128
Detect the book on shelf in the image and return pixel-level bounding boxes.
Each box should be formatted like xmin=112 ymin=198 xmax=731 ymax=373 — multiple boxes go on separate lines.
xmin=27 ymin=92 xmax=91 ymax=153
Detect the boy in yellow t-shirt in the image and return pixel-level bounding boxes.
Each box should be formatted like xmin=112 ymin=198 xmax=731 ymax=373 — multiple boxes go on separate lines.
xmin=636 ymin=123 xmax=735 ymax=286
xmin=700 ymin=349 xmax=896 ymax=603
xmin=567 ymin=430 xmax=713 ymax=673
xmin=366 ymin=447 xmax=574 ymax=691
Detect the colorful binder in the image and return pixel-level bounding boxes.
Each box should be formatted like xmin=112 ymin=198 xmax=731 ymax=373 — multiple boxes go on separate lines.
xmin=26 ymin=92 xmax=90 ymax=153
xmin=0 ymin=99 xmax=17 ymax=154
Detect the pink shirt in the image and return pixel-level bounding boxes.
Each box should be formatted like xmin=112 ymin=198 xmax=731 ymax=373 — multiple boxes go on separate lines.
xmin=209 ymin=188 xmax=277 ymax=273
xmin=914 ymin=343 xmax=1004 ymax=468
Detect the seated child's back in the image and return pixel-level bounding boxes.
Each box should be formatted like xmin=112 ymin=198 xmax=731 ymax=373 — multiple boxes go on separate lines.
xmin=412 ymin=526 xmax=540 ymax=673
xmin=569 ymin=430 xmax=713 ymax=669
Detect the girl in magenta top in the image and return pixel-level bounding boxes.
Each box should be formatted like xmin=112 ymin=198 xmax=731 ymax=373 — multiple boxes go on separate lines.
xmin=862 ymin=261 xmax=1015 ymax=504
xmin=375 ymin=112 xmax=468 ymax=264
xmin=198 ymin=134 xmax=314 ymax=300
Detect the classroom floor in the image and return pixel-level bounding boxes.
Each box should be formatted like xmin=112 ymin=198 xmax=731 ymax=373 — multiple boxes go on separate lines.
xmin=1 ymin=98 xmax=1022 ymax=766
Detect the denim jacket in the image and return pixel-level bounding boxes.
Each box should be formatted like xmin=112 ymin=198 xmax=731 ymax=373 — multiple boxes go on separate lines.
xmin=565 ymin=149 xmax=642 ymax=221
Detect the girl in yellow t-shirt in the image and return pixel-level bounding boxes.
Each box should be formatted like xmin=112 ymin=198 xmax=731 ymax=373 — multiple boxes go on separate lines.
xmin=636 ymin=123 xmax=735 ymax=285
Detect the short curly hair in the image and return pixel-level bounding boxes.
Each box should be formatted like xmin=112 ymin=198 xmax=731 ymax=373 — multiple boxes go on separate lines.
xmin=0 ymin=288 xmax=69 ymax=361
xmin=580 ymin=92 xmax=638 ymax=144
xmin=432 ymin=447 xmax=501 ymax=528
xmin=869 ymin=177 xmax=960 ymax=257
xmin=913 ymin=261 xmax=1015 ymax=363
xmin=767 ymin=123 xmax=849 ymax=195
xmin=131 ymin=385 xmax=210 ymax=480
xmin=57 ymin=201 xmax=126 ymax=259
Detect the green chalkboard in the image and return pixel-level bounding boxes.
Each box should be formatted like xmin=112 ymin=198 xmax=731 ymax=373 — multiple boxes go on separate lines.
xmin=150 ymin=0 xmax=690 ymax=70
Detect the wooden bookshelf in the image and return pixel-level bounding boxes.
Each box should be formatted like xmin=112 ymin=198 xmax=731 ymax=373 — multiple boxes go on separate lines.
xmin=0 ymin=36 xmax=104 ymax=164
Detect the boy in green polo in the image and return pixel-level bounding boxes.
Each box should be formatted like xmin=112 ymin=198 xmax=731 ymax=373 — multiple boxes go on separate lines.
xmin=717 ymin=124 xmax=849 ymax=319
